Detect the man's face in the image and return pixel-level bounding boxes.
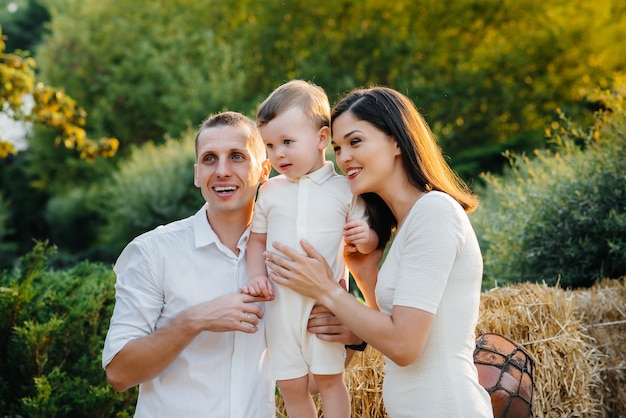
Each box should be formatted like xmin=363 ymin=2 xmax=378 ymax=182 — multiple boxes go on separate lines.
xmin=194 ymin=124 xmax=269 ymax=217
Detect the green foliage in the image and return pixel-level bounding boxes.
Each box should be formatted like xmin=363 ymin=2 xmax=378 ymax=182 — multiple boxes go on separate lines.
xmin=95 ymin=131 xmax=202 ymax=254
xmin=35 ymin=0 xmax=626 ymax=179
xmin=0 ymin=26 xmax=118 ymax=160
xmin=0 ymin=241 xmax=136 ymax=417
xmin=0 ymin=0 xmax=50 ymax=52
xmin=0 ymin=191 xmax=18 ymax=265
xmin=37 ymin=0 xmax=248 ymax=146
xmin=473 ymin=76 xmax=626 ymax=288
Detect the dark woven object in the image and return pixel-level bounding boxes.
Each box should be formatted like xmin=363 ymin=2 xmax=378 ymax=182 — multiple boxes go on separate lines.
xmin=474 ymin=333 xmax=536 ymax=418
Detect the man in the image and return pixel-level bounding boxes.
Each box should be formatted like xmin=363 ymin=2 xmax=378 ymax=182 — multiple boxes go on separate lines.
xmin=102 ymin=111 xmax=365 ymax=417
xmin=102 ymin=112 xmax=275 ymax=417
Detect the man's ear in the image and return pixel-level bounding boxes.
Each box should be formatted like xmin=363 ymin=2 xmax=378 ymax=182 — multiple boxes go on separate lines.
xmin=193 ymin=164 xmax=199 ymax=187
xmin=318 ymin=126 xmax=330 ymax=150
xmin=260 ymin=159 xmax=272 ymax=183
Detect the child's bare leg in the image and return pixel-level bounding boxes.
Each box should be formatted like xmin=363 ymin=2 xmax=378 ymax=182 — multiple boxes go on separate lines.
xmin=314 ymin=373 xmax=350 ymax=418
xmin=278 ymin=375 xmax=317 ymax=418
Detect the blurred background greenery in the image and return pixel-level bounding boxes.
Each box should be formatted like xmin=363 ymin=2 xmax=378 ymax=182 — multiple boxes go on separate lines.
xmin=0 ymin=0 xmax=624 ymax=281
xmin=1 ymin=1 xmax=625 ymax=416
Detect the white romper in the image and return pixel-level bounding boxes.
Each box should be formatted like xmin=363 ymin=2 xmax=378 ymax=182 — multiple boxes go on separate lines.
xmin=252 ymin=162 xmax=368 ymax=380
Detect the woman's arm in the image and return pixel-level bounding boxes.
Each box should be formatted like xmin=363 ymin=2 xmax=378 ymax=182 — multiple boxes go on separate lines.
xmin=344 ymin=247 xmax=383 ymax=310
xmin=266 ymin=240 xmax=434 ymax=366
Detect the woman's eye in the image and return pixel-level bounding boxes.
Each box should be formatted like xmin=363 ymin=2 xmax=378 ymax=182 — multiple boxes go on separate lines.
xmin=350 ymin=138 xmax=361 ymax=146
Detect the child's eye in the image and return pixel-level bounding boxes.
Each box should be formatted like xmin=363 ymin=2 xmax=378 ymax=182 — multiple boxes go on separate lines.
xmin=283 ymin=139 xmax=293 ymax=145
xmin=266 ymin=144 xmax=274 ymax=150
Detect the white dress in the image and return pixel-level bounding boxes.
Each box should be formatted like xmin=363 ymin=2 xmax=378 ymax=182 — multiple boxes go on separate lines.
xmin=376 ymin=191 xmax=493 ymax=417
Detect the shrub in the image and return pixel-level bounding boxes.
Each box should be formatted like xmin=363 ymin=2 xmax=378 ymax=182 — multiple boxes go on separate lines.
xmin=473 ymin=76 xmax=626 ymax=288
xmin=0 ymin=241 xmax=136 ymax=417
xmin=0 ymin=192 xmax=18 ymax=267
xmin=95 ymin=131 xmax=202 ymax=254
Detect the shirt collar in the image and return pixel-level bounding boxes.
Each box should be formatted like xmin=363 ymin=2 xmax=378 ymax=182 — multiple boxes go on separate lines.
xmin=192 ymin=204 xmax=251 ymax=251
xmin=290 ymin=161 xmax=335 ymax=184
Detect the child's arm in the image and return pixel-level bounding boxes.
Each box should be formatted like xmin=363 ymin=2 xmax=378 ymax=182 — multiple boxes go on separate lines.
xmin=343 ymin=220 xmax=379 ymax=254
xmin=242 ymin=232 xmax=274 ymax=298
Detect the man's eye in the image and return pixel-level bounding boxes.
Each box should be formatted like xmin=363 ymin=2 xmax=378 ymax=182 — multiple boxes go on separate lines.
xmin=232 ymin=154 xmax=244 ymax=161
xmin=203 ymin=155 xmax=215 ymax=162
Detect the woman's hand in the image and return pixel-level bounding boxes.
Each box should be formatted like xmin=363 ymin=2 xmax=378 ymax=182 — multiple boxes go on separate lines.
xmin=265 ymin=240 xmax=341 ymax=301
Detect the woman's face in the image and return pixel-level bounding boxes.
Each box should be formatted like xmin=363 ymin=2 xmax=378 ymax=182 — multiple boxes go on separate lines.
xmin=331 ymin=111 xmax=400 ymax=196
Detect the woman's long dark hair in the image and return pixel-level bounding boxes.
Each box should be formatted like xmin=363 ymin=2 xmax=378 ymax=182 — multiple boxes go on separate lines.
xmin=331 ymin=87 xmax=478 ymax=248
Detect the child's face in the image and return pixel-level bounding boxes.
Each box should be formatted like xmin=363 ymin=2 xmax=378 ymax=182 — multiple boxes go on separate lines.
xmin=259 ymin=107 xmax=329 ymax=180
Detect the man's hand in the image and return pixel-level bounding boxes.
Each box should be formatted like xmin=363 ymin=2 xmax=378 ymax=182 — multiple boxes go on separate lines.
xmin=184 ymin=292 xmax=271 ymax=334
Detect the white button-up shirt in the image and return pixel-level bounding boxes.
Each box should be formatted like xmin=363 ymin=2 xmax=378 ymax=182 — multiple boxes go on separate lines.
xmin=102 ymin=205 xmax=275 ymax=418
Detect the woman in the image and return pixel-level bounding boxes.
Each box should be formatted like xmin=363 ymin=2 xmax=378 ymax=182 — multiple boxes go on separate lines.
xmin=265 ymin=87 xmax=493 ymax=417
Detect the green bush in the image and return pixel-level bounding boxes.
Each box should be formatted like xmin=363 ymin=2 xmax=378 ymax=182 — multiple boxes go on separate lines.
xmin=0 ymin=192 xmax=18 ymax=267
xmin=473 ymin=77 xmax=626 ymax=288
xmin=0 ymin=242 xmax=136 ymax=417
xmin=95 ymin=132 xmax=202 ymax=254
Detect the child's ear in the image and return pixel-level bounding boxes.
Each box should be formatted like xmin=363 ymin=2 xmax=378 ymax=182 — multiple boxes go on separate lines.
xmin=318 ymin=126 xmax=330 ymax=150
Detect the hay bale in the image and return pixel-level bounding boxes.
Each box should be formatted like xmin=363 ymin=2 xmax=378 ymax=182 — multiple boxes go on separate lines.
xmin=344 ymin=345 xmax=387 ymax=417
xmin=571 ymin=278 xmax=626 ymax=418
xmin=275 ymin=279 xmax=625 ymax=417
xmin=476 ymin=282 xmax=605 ymax=417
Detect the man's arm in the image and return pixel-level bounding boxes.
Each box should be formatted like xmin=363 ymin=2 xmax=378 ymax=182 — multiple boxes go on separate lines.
xmin=106 ymin=293 xmax=266 ymax=392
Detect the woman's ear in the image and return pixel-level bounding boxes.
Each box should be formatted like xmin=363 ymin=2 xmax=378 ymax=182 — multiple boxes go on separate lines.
xmin=393 ymin=137 xmax=402 ymax=157
xmin=318 ymin=126 xmax=330 ymax=150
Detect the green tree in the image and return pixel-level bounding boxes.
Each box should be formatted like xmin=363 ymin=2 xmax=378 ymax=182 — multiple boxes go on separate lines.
xmin=0 ymin=25 xmax=119 ymax=159
xmin=37 ymin=0 xmax=249 ymax=148
xmin=36 ymin=0 xmax=626 ymax=179
xmin=0 ymin=0 xmax=50 ymax=52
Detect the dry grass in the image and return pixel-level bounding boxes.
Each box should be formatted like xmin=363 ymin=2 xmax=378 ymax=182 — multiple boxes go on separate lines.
xmin=571 ymin=279 xmax=626 ymax=418
xmin=275 ymin=278 xmax=625 ymax=417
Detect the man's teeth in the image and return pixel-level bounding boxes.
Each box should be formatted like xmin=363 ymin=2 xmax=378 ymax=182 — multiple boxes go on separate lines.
xmin=215 ymin=186 xmax=236 ymax=192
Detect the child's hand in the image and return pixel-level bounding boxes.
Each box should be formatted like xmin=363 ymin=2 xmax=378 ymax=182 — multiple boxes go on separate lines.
xmin=241 ymin=275 xmax=274 ymax=299
xmin=344 ymin=220 xmax=371 ymax=250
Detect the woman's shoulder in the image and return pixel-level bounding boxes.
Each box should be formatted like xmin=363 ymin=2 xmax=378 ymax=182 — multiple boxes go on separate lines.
xmin=407 ymin=191 xmax=466 ymax=224
xmin=416 ymin=190 xmax=462 ymax=211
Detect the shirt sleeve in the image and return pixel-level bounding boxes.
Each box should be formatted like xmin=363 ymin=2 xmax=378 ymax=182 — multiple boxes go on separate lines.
xmin=101 ymin=238 xmax=164 ymax=369
xmin=346 ymin=193 xmax=369 ymax=223
xmin=251 ymin=182 xmax=270 ymax=234
xmin=392 ymin=194 xmax=466 ymax=314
